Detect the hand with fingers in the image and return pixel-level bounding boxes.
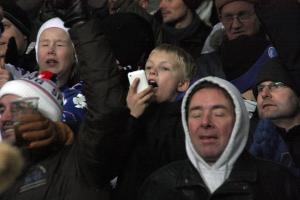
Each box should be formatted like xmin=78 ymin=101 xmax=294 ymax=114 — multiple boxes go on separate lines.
xmin=126 ymin=78 xmax=153 ymax=118
xmin=15 ymin=112 xmax=74 ymax=149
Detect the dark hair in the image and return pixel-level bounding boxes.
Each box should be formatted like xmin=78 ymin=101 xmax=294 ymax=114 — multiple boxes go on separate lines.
xmin=185 ymin=81 xmax=235 ymax=119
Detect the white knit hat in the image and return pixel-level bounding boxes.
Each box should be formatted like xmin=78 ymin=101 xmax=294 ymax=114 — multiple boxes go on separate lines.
xmin=35 ymin=17 xmax=73 ymax=63
xmin=0 ymin=72 xmax=63 ymax=121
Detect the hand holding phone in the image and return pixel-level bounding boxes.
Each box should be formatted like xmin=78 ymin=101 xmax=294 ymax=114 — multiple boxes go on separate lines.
xmin=128 ymin=70 xmax=149 ymax=93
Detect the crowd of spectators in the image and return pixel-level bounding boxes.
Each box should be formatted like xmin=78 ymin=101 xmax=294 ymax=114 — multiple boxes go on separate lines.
xmin=0 ymin=0 xmax=299 ymax=199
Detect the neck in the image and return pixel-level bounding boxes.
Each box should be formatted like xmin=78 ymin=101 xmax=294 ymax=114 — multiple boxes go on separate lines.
xmin=272 ymin=112 xmax=300 ymax=132
xmin=175 ymin=10 xmax=194 ymax=29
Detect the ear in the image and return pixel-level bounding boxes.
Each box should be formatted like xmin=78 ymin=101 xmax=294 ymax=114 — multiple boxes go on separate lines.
xmin=177 ymin=80 xmax=190 ymax=92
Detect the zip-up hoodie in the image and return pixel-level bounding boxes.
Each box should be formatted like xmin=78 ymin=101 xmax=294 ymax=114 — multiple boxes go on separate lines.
xmin=181 ymin=76 xmax=249 ymax=193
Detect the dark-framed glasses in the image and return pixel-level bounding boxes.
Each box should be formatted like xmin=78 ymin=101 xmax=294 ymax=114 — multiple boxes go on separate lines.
xmin=221 ymin=11 xmax=255 ymax=24
xmin=257 ymin=82 xmax=287 ymax=93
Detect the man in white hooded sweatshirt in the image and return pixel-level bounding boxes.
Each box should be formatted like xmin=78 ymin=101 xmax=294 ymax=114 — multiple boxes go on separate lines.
xmin=138 ymin=76 xmax=299 ymax=200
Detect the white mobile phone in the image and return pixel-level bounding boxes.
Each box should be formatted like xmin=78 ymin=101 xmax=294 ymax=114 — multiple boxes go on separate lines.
xmin=128 ymin=70 xmax=149 ymax=93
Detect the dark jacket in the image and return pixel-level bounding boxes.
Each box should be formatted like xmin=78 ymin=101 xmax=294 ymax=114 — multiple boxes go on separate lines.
xmin=255 ymin=0 xmax=300 ymax=92
xmin=159 ymin=12 xmax=211 ymax=61
xmin=118 ymin=7 xmax=211 ymax=58
xmin=113 ymin=101 xmax=188 ymax=200
xmin=0 ymin=18 xmax=129 ymax=200
xmin=196 ymin=34 xmax=273 ymax=93
xmin=249 ymin=120 xmax=300 ymax=177
xmin=139 ymin=152 xmax=300 ymax=200
xmin=0 ymin=146 xmax=111 ymax=200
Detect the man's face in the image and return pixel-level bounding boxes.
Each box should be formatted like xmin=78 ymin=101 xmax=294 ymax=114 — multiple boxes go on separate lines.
xmin=0 ymin=94 xmax=20 ymax=144
xmin=159 ymin=0 xmax=190 ymax=25
xmin=37 ymin=27 xmax=75 ymax=80
xmin=188 ymin=87 xmax=235 ymax=163
xmin=0 ymin=18 xmax=28 ymax=57
xmin=220 ymin=1 xmax=260 ymax=40
xmin=257 ymin=81 xmax=300 ymax=120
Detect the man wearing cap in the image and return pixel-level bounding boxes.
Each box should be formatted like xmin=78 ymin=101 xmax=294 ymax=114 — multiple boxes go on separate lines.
xmin=214 ymin=0 xmax=259 ymax=40
xmin=249 ymin=58 xmax=300 ymax=178
xmin=197 ymin=0 xmax=274 ymax=122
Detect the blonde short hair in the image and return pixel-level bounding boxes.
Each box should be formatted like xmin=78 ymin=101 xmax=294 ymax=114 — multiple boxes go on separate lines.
xmin=151 ymin=44 xmax=196 ymax=81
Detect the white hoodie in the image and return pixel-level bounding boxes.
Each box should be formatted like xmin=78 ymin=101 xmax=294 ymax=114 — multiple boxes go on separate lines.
xmin=181 ymin=76 xmax=249 ymax=193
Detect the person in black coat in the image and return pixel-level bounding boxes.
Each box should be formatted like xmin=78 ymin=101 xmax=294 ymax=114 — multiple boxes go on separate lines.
xmin=0 ymin=2 xmax=130 ymax=199
xmin=138 ymin=76 xmax=300 ymax=200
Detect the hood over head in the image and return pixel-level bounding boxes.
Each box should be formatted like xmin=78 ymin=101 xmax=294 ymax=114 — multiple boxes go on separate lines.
xmin=35 ymin=17 xmax=77 ymax=64
xmin=181 ymin=76 xmax=249 ymax=193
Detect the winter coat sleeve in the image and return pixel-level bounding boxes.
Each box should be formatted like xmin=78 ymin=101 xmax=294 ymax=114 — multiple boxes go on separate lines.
xmin=69 ymin=18 xmax=132 ymax=187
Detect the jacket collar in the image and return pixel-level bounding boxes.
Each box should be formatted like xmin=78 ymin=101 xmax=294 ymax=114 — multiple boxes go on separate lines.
xmin=176 ymin=152 xmax=257 ymax=189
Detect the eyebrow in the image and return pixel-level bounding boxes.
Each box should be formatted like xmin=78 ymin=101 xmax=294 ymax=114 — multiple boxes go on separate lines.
xmin=39 ymin=39 xmax=69 ymax=43
xmin=189 ymin=104 xmax=229 ymax=112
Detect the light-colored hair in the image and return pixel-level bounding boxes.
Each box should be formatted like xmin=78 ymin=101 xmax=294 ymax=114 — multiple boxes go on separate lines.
xmin=151 ymin=44 xmax=196 ymax=81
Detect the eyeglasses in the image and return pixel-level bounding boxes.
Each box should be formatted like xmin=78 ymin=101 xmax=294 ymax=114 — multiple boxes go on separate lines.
xmin=256 ymin=82 xmax=287 ymax=93
xmin=221 ymin=11 xmax=255 ymax=24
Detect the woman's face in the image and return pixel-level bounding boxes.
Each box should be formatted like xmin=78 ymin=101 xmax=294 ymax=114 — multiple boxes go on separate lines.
xmin=37 ymin=27 xmax=75 ymax=79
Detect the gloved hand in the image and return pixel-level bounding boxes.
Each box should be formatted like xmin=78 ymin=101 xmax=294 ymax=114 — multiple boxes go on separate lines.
xmin=15 ymin=112 xmax=74 ymax=149
xmin=43 ymin=0 xmax=89 ymax=27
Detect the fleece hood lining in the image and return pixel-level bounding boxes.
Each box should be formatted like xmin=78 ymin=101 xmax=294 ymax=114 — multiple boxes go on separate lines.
xmin=181 ymin=76 xmax=250 ymax=193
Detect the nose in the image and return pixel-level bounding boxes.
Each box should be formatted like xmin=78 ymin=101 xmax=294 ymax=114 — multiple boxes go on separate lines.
xmin=259 ymin=86 xmax=272 ymax=99
xmin=47 ymin=45 xmax=56 ymax=55
xmin=231 ymin=17 xmax=243 ymax=29
xmin=147 ymin=68 xmax=158 ymax=79
xmin=200 ymin=112 xmax=213 ymax=128
xmin=0 ymin=107 xmax=12 ymax=123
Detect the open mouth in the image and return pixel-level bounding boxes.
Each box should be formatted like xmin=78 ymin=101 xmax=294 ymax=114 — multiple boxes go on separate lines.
xmin=46 ymin=59 xmax=58 ymax=66
xmin=148 ymin=80 xmax=158 ymax=88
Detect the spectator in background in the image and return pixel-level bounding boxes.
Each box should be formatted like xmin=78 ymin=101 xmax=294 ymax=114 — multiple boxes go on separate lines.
xmin=109 ymin=0 xmax=211 ymax=63
xmin=0 ymin=1 xmax=36 ymax=72
xmin=254 ymin=0 xmax=300 ymax=103
xmin=249 ymin=58 xmax=300 ymax=178
xmin=155 ymin=0 xmax=211 ymax=61
xmin=138 ymin=76 xmax=300 ymax=200
xmin=197 ymin=0 xmax=276 ymax=121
